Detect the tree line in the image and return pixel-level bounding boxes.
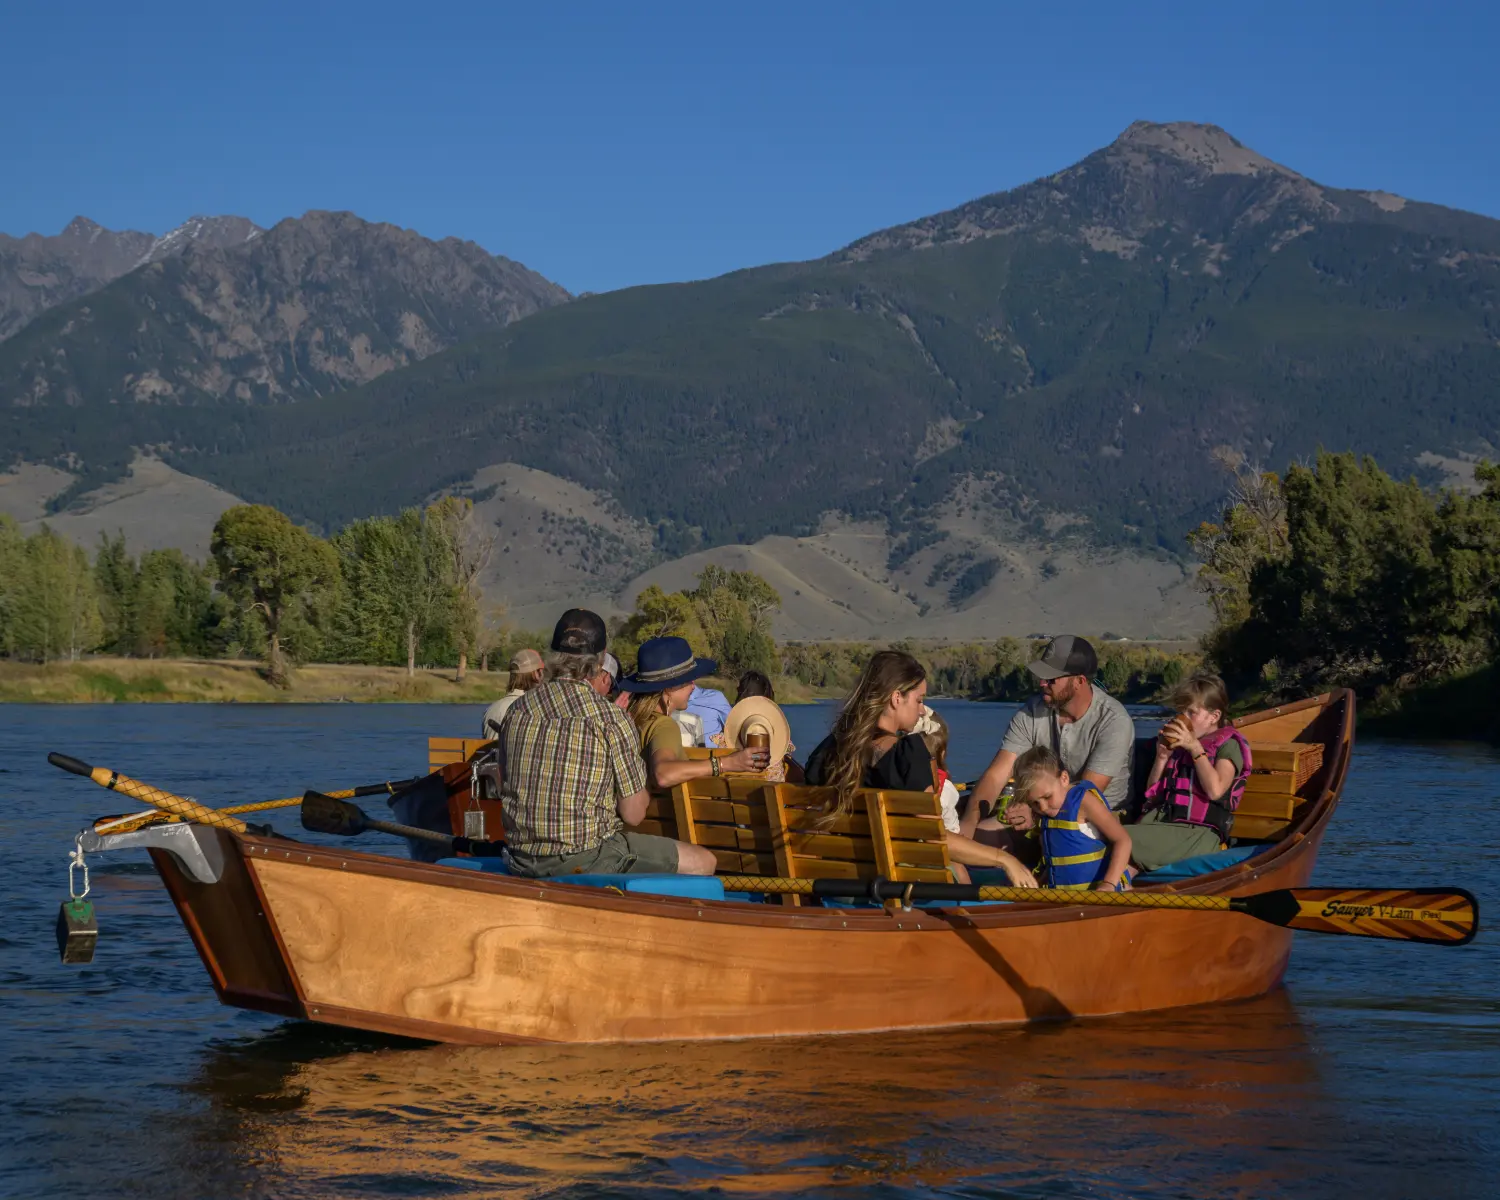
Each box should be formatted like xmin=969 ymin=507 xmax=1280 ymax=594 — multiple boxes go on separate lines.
xmin=1191 ymin=448 xmax=1500 ymax=733
xmin=0 ymin=499 xmax=513 ymax=688
xmin=611 ymin=570 xmax=1194 ymax=702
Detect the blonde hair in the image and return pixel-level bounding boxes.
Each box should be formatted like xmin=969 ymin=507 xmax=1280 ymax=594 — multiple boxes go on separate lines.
xmin=920 ymin=710 xmax=949 ymax=773
xmin=627 ymin=690 xmax=670 ymax=736
xmin=818 ymin=650 xmax=926 ymax=824
xmin=1168 ymin=673 xmax=1231 ymax=727
xmin=1013 ymin=745 xmax=1064 ymax=804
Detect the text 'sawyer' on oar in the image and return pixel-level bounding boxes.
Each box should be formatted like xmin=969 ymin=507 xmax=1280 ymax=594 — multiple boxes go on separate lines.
xmin=1269 ymin=886 xmax=1479 ymax=946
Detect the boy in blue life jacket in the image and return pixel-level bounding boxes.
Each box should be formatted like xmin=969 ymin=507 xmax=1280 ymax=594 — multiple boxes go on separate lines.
xmin=1012 ymin=746 xmax=1134 ymax=891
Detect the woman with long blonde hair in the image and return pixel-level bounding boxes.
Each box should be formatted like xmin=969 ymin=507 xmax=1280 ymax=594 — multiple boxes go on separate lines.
xmin=803 ymin=650 xmax=1037 ymax=887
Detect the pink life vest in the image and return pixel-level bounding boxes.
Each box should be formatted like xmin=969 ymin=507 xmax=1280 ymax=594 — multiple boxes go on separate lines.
xmin=1143 ymin=725 xmax=1252 ymax=839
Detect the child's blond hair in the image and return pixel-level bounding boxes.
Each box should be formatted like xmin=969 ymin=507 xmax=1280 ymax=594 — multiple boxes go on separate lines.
xmin=1013 ymin=745 xmax=1065 ymax=804
xmin=919 ymin=710 xmax=949 ymax=773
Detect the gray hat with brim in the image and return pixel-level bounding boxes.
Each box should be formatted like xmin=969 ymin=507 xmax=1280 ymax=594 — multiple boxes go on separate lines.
xmin=1027 ymin=634 xmax=1097 ymax=680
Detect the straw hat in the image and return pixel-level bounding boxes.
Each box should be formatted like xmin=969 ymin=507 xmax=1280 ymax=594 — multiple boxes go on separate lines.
xmin=722 ymin=696 xmax=791 ymax=768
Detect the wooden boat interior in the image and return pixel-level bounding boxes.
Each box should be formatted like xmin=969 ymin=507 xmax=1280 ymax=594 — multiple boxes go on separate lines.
xmin=422 ymin=690 xmax=1352 ymax=904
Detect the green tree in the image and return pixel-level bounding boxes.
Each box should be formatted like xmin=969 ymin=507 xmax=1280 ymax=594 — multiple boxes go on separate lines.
xmin=427 ymin=496 xmax=493 ymax=680
xmin=8 ymin=525 xmax=101 ymax=662
xmin=1187 ymin=448 xmax=1288 ymax=664
xmin=0 ymin=515 xmax=25 ymax=657
xmin=211 ymin=505 xmax=338 ymax=687
xmin=94 ymin=531 xmax=137 ymax=654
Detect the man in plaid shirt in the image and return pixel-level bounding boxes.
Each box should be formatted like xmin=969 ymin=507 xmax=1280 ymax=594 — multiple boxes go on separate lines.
xmin=496 ymin=609 xmax=717 ymax=878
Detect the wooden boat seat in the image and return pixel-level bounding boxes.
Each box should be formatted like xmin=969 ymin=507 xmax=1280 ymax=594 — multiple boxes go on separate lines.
xmin=635 ymin=777 xmax=781 ymax=876
xmin=428 ymin=736 xmax=493 ymax=774
xmin=762 ymin=784 xmax=952 ymax=906
xmin=1233 ymin=740 xmax=1327 ymax=841
xmin=629 ymin=779 xmax=953 ymax=906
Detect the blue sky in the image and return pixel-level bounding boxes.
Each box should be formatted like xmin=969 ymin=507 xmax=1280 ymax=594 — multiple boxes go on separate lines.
xmin=4 ymin=0 xmax=1496 ymax=294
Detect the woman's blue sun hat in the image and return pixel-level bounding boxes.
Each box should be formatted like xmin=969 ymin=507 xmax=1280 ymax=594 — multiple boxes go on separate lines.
xmin=617 ymin=636 xmax=718 ymax=693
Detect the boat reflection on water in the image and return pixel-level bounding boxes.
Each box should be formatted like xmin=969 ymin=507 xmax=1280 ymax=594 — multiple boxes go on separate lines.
xmin=186 ymin=989 xmax=1369 ymax=1198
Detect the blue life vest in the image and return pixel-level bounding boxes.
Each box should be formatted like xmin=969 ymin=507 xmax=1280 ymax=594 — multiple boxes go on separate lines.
xmin=1039 ymin=781 xmax=1113 ymax=889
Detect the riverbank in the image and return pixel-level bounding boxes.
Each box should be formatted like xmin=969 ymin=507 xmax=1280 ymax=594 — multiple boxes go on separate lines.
xmin=0 ymin=658 xmax=505 ymax=703
xmin=0 ymin=658 xmax=841 ymax=704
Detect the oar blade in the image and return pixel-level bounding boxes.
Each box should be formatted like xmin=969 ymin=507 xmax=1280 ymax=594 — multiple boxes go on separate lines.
xmin=1240 ymin=887 xmax=1478 ymax=945
xmin=300 ymin=790 xmax=368 ymax=837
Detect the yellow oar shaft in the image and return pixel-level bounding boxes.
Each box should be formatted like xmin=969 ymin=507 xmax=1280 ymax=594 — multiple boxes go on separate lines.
xmin=83 ymin=766 xmax=247 ymax=833
xmin=718 ymin=876 xmax=1232 ymax=912
xmin=100 ymin=789 xmax=354 ymax=834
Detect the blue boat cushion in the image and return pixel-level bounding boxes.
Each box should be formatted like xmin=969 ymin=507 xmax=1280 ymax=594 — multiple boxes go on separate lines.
xmin=434 ymin=859 xmax=727 ymax=901
xmin=1134 ymin=844 xmax=1265 ymax=882
xmin=436 ymin=856 xmax=511 ymax=873
xmin=558 ymin=874 xmax=727 ymax=901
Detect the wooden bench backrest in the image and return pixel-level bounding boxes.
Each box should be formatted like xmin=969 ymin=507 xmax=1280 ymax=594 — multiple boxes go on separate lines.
xmin=1233 ymin=739 xmax=1326 ymax=840
xmin=766 ymin=785 xmax=951 ymax=886
xmin=428 ymin=736 xmax=493 ymax=774
xmin=639 ymin=778 xmax=951 ymax=899
xmin=649 ymin=777 xmax=780 ymax=876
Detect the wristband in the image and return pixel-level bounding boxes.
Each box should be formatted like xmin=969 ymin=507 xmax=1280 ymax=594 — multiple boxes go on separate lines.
xmin=710 ymin=753 xmax=721 ymax=777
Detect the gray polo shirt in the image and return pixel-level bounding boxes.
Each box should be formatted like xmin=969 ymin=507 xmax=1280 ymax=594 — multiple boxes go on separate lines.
xmin=1000 ymin=685 xmax=1135 ymax=811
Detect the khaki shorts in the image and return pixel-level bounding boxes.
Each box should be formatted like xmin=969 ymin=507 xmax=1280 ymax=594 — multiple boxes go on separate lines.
xmin=510 ymin=830 xmax=683 ymax=878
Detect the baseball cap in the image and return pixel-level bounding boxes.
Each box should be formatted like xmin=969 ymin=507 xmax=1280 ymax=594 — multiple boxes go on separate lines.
xmin=510 ymin=647 xmax=544 ymax=674
xmin=550 ymin=608 xmax=607 ymax=655
xmin=600 ymin=651 xmax=621 ymax=681
xmin=1027 ymin=635 xmax=1097 ymax=681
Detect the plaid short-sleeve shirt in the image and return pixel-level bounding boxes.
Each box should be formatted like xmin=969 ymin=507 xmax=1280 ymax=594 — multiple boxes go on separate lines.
xmin=497 ymin=678 xmax=649 ymax=857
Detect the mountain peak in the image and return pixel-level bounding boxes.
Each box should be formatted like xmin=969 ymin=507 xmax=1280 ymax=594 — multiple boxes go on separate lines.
xmin=139 ymin=214 xmax=262 ymax=265
xmin=1110 ymin=121 xmax=1298 ymax=178
xmin=60 ymin=216 xmax=108 ymax=241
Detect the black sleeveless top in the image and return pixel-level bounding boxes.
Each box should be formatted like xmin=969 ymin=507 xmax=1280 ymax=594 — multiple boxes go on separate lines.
xmin=803 ymin=732 xmax=934 ymax=793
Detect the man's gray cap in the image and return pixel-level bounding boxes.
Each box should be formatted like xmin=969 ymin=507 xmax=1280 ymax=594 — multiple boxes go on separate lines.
xmin=1027 ymin=634 xmax=1098 ymax=681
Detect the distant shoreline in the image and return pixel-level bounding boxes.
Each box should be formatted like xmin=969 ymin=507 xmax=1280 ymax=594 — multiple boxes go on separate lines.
xmin=0 ymin=658 xmax=843 ymax=705
xmin=0 ymin=658 xmax=509 ymax=705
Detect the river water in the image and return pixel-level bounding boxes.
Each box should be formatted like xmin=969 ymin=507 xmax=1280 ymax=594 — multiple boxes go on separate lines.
xmin=1 ymin=701 xmax=1496 ymax=1199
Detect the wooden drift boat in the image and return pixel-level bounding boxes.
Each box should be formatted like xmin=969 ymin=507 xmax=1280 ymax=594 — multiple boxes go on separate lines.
xmin=108 ymin=692 xmax=1355 ymax=1044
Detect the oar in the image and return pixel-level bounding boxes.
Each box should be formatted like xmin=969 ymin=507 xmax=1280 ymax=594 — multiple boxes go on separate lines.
xmin=300 ymin=790 xmax=501 ymax=857
xmin=93 ymin=777 xmax=425 ymax=835
xmin=49 ymin=753 xmax=249 ymax=833
xmin=716 ymin=876 xmax=1479 ymax=946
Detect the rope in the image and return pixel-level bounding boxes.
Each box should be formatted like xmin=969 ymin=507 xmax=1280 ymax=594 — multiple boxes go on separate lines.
xmin=96 ymin=779 xmax=415 ymax=835
xmin=87 ymin=767 xmax=248 ymax=833
xmin=716 ymin=876 xmax=1235 ymax=912
xmin=98 ymin=789 xmax=355 ymax=834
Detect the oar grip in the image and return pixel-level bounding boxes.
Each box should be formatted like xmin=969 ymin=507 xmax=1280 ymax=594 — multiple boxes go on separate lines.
xmin=48 ymin=752 xmax=94 ymax=778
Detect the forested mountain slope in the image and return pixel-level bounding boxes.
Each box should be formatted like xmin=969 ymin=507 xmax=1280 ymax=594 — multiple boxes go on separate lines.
xmin=6 ymin=122 xmax=1498 ymax=555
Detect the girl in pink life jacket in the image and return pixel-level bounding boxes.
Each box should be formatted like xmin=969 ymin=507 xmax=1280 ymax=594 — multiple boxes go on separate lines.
xmin=1132 ymin=674 xmax=1253 ymax=872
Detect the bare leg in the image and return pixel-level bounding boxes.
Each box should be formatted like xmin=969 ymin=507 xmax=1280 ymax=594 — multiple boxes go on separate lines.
xmin=675 ymin=841 xmax=718 ymax=875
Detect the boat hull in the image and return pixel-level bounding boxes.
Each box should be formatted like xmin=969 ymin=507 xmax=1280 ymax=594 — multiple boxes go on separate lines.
xmin=150 ymin=690 xmax=1351 ymax=1044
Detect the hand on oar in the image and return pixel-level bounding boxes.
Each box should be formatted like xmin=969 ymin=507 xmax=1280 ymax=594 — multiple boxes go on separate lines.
xmin=93 ymin=777 xmax=424 ymax=835
xmin=300 ymin=791 xmax=501 ymax=858
xmin=715 ymin=876 xmax=1479 ymax=946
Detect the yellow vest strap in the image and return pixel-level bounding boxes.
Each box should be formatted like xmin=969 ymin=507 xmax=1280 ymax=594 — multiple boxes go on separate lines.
xmin=1048 ymin=849 xmax=1107 ymax=866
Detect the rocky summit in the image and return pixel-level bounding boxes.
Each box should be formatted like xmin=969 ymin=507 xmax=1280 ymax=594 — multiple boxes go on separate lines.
xmin=0 ymin=214 xmax=264 ymax=341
